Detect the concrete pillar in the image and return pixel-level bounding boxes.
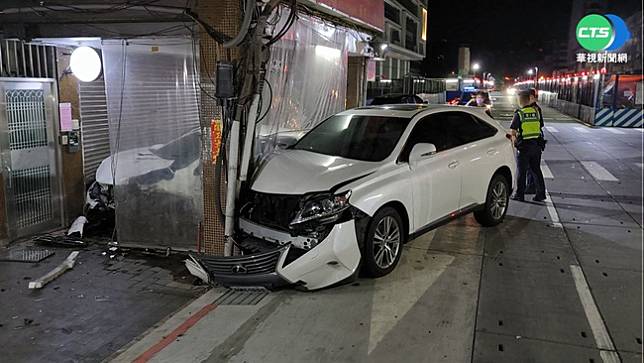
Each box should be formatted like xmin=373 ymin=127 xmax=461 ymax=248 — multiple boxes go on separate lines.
xmin=197 ymin=0 xmax=240 ymax=255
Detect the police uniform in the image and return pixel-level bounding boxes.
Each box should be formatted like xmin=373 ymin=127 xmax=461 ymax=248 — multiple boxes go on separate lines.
xmin=510 ymin=102 xmax=546 ymax=201
xmin=525 ymin=102 xmax=543 ymax=193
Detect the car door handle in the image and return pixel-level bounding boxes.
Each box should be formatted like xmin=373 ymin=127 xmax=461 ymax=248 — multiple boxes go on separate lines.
xmin=448 ymin=161 xmax=459 ymax=169
xmin=487 ymin=148 xmax=497 ymax=155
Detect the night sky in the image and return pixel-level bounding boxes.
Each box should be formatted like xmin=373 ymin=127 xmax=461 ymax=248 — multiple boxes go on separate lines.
xmin=423 ymin=0 xmax=641 ymax=78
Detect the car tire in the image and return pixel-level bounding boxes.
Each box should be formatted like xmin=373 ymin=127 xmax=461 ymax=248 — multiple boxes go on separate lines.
xmin=474 ymin=174 xmax=510 ymax=227
xmin=363 ymin=207 xmax=405 ymax=277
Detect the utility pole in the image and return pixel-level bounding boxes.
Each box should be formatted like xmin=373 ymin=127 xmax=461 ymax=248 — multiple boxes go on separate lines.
xmin=197 ymin=0 xmax=286 ymax=256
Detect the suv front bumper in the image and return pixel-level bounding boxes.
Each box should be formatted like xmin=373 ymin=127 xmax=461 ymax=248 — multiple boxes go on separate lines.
xmin=192 ymin=219 xmax=361 ymax=290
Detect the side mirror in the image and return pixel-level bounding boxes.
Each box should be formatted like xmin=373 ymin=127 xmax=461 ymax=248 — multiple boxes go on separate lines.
xmin=409 ymin=143 xmax=437 ymax=168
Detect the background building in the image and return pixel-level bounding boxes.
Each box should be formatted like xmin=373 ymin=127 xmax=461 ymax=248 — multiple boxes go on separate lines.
xmin=377 ymin=0 xmax=427 ymax=80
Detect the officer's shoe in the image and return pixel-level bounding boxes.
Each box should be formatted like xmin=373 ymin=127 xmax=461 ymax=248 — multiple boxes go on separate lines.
xmin=532 ymin=195 xmax=546 ymax=202
xmin=511 ymin=195 xmax=525 ymax=202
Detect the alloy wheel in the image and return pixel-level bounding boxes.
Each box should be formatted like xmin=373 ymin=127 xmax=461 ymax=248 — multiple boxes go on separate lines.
xmin=373 ymin=216 xmax=401 ymax=269
xmin=489 ymin=181 xmax=508 ymax=220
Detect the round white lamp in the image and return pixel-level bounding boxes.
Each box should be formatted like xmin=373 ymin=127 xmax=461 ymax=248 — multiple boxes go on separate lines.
xmin=70 ymin=46 xmax=102 ymax=82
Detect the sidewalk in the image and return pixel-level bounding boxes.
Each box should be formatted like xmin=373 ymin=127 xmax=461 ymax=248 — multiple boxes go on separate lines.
xmin=0 ymin=238 xmax=206 ymax=363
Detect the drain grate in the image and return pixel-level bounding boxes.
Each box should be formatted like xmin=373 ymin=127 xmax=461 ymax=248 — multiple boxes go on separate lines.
xmin=215 ymin=287 xmax=269 ymax=306
xmin=0 ymin=248 xmax=54 ymax=263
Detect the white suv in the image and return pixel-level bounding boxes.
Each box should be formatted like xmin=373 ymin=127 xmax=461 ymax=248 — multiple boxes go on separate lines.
xmin=196 ymin=105 xmax=516 ymax=290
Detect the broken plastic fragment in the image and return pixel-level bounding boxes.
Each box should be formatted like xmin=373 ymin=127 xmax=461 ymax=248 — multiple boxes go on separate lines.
xmin=185 ymin=255 xmax=209 ymax=284
xmin=67 ymin=216 xmax=88 ymax=237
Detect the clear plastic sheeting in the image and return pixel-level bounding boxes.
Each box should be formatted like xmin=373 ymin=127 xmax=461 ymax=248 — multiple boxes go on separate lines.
xmin=102 ymin=38 xmax=202 ymax=249
xmin=255 ymin=9 xmax=353 ymax=162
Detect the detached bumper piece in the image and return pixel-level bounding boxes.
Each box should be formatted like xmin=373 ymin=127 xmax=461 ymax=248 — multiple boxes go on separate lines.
xmin=191 ymin=246 xmax=289 ymax=289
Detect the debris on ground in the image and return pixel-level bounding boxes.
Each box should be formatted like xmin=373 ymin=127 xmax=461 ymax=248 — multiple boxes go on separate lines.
xmin=104 ymin=243 xmax=126 ymax=261
xmin=67 ymin=216 xmax=88 ymax=237
xmin=34 ymin=234 xmax=87 ymax=248
xmin=95 ymin=295 xmax=109 ymax=302
xmin=28 ymin=251 xmax=80 ymax=289
xmin=185 ymin=255 xmax=209 ymax=284
xmin=0 ymin=248 xmax=55 ymax=263
xmin=83 ymin=181 xmax=115 ymax=237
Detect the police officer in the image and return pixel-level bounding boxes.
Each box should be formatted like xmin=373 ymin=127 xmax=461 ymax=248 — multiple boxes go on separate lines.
xmin=511 ymin=90 xmax=546 ymax=202
xmin=525 ymin=87 xmax=543 ymax=194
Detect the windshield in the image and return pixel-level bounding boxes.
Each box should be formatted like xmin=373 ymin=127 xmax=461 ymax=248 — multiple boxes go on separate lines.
xmin=293 ymin=115 xmax=411 ymax=162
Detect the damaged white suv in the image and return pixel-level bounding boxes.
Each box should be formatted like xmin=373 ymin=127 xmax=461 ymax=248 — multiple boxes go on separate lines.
xmin=197 ymin=105 xmax=516 ymax=290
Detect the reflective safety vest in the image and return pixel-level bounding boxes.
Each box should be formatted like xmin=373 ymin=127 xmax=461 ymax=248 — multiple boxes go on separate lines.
xmin=518 ymin=106 xmax=542 ymax=140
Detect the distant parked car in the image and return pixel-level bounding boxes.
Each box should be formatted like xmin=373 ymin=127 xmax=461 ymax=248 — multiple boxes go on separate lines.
xmin=369 ymin=93 xmax=425 ymax=105
xmin=195 ymin=104 xmax=517 ymax=291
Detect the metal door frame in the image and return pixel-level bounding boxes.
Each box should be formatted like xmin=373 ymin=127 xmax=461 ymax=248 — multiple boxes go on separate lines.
xmin=0 ymin=77 xmax=64 ymax=242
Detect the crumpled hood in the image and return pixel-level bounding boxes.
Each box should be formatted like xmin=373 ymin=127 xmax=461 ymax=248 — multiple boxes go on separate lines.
xmin=95 ymin=146 xmax=170 ymax=185
xmin=251 ymin=150 xmax=380 ymax=195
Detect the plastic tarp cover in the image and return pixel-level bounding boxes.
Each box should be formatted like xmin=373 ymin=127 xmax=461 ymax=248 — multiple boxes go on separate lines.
xmin=102 ymin=38 xmax=202 ymax=249
xmin=255 ymin=9 xmax=350 ymax=162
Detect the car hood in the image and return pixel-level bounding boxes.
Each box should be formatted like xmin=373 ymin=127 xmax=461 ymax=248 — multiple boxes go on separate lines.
xmin=96 ymin=146 xmax=171 ymax=185
xmin=251 ymin=149 xmax=380 ymax=195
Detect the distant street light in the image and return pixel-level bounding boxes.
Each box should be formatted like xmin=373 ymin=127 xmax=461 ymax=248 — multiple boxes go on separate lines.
xmin=472 ymin=63 xmax=481 ymax=71
xmin=527 ymin=66 xmax=539 ymax=89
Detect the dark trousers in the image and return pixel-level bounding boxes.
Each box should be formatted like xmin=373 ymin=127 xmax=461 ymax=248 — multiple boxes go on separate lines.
xmin=516 ymin=142 xmax=546 ymax=199
xmin=526 ymin=169 xmax=536 ymax=191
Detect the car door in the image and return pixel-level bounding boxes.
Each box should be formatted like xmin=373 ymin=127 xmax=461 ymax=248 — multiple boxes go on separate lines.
xmin=440 ymin=111 xmax=500 ymax=208
xmin=400 ymin=114 xmax=461 ymax=230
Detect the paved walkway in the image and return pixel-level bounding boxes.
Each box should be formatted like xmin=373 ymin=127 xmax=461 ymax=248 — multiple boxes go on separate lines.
xmin=0 ymin=240 xmax=205 ymax=363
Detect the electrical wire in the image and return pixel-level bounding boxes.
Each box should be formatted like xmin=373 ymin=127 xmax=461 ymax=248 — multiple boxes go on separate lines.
xmin=31 ymin=1 xmax=165 ymax=15
xmin=264 ymin=0 xmax=297 ymax=47
xmin=187 ymin=30 xmax=221 ymax=103
xmin=223 ymin=0 xmax=256 ymax=48
xmin=255 ymin=78 xmax=273 ymax=124
xmin=109 ymin=40 xmax=128 ymax=243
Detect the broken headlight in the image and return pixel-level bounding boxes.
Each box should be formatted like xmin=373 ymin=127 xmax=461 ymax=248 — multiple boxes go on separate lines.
xmin=290 ymin=190 xmax=352 ymax=227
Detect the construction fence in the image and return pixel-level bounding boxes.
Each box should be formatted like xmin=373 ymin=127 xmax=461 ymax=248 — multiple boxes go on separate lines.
xmin=535 ymin=74 xmax=642 ymax=127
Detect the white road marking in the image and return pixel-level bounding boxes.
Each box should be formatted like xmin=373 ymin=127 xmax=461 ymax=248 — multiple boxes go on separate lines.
xmin=605 ymin=128 xmax=625 ymax=134
xmin=541 ymin=160 xmax=554 ymax=179
xmin=581 ymin=161 xmax=619 ymax=182
xmin=545 ymin=126 xmax=559 ymax=133
xmin=544 ymin=192 xmax=562 ymax=228
xmin=570 ymin=265 xmax=619 ymax=362
xmin=600 ymin=351 xmax=621 ymax=363
xmin=636 ymin=163 xmax=643 ymax=169
xmin=637 ymin=128 xmax=644 ymax=132
xmin=574 ymin=126 xmax=590 ymax=134
xmin=369 ymin=231 xmax=453 ymax=354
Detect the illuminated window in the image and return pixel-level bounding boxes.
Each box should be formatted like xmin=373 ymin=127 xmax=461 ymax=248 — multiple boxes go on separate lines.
xmin=421 ymin=8 xmax=428 ymax=41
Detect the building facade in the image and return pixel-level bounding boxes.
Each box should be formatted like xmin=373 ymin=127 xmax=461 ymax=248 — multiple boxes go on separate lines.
xmin=0 ymin=0 xmax=383 ymax=253
xmin=378 ymin=0 xmax=427 ymax=81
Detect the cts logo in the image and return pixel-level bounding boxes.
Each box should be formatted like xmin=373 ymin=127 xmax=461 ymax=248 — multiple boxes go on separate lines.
xmin=576 ymin=14 xmax=631 ymax=52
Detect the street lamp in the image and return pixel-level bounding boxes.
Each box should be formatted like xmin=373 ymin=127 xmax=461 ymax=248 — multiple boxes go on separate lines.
xmin=472 ymin=63 xmax=481 ymax=71
xmin=526 ymin=66 xmax=539 ymax=89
